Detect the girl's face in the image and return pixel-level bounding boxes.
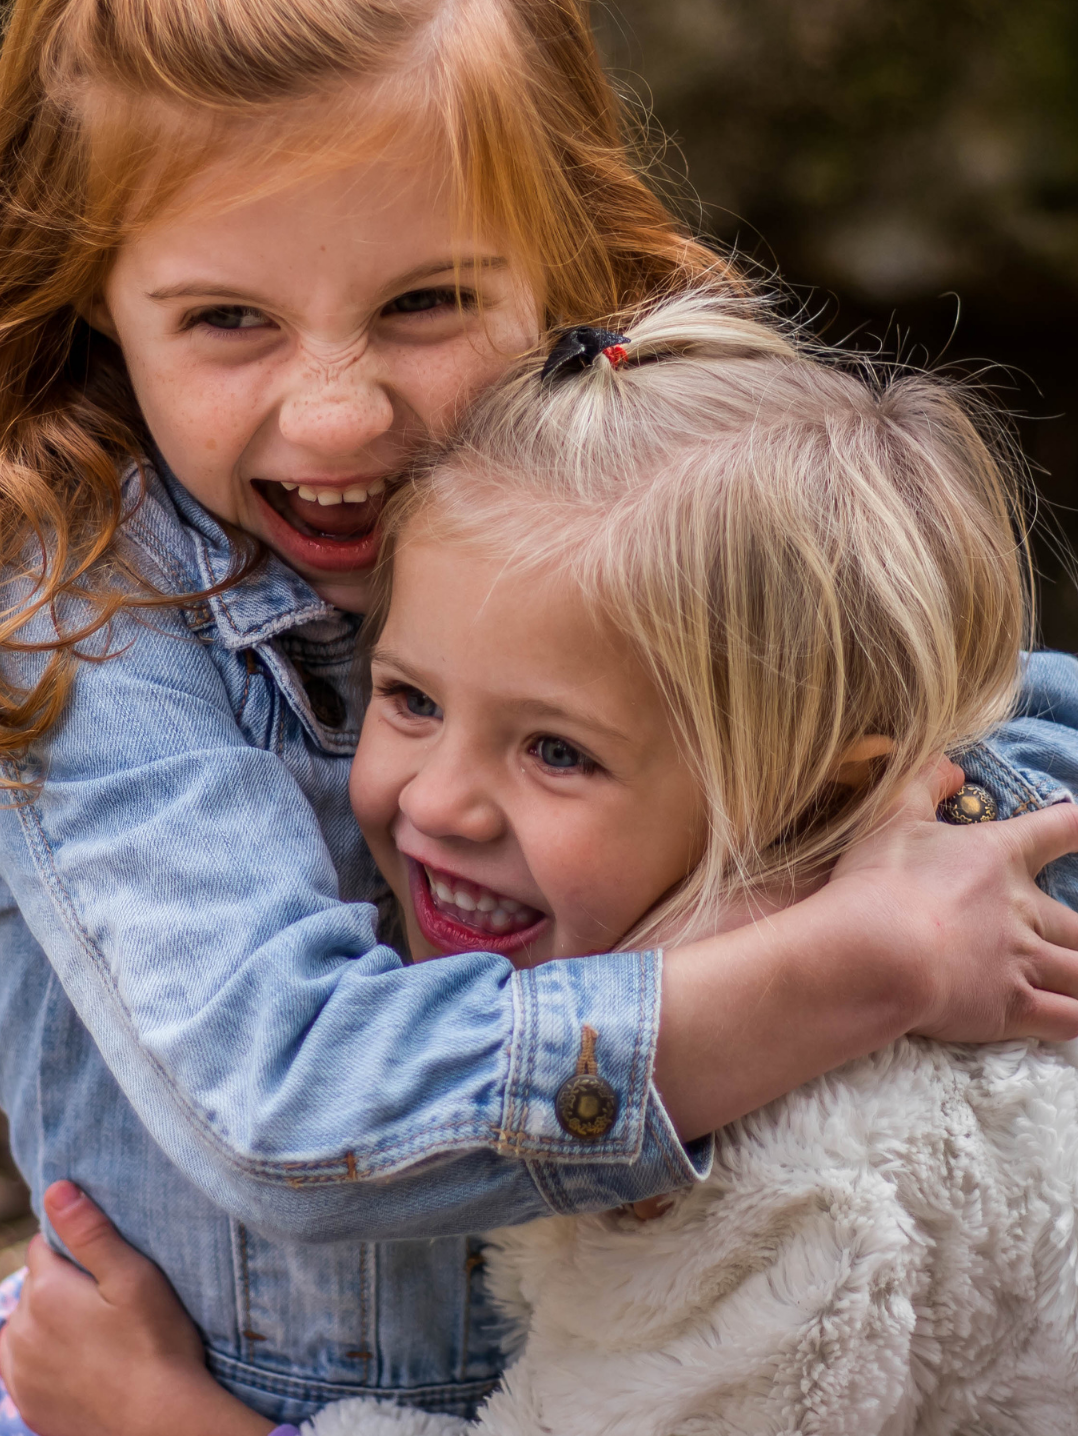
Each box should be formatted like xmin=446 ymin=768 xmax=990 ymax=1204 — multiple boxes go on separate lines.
xmin=94 ymin=149 xmax=539 ymax=611
xmin=351 ymin=533 xmax=706 ymax=966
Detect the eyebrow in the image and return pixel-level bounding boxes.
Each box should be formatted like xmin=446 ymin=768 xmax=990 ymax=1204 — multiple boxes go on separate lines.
xmin=371 ymin=649 xmax=634 ymax=748
xmin=146 ymin=257 xmax=508 ymax=304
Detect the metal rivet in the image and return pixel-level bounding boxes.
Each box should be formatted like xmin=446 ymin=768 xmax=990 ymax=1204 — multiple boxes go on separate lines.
xmin=938 ymin=782 xmax=998 ymax=825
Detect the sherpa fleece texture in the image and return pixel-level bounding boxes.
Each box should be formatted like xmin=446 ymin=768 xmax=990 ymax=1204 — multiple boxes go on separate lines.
xmin=304 ymin=1037 xmax=1078 ymax=1436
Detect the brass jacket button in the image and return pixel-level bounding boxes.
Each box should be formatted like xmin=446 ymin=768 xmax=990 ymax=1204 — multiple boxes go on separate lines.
xmin=556 ymin=1023 xmax=618 ymax=1139
xmin=937 ymin=782 xmax=998 ymax=825
xmin=555 ymin=1073 xmax=618 ymax=1140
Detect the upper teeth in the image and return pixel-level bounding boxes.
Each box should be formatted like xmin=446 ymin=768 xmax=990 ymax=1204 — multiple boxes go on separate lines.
xmin=424 ymin=865 xmax=527 ymax=924
xmin=278 ymin=479 xmax=386 ymax=504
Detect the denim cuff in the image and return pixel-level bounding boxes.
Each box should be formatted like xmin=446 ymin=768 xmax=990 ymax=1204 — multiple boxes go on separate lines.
xmin=500 ymin=949 xmax=712 ymax=1211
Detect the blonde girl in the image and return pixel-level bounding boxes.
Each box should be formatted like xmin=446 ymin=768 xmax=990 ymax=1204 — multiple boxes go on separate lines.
xmin=0 ymin=1 xmax=1077 ymax=1431
xmin=11 ymin=290 xmax=1078 ymax=1436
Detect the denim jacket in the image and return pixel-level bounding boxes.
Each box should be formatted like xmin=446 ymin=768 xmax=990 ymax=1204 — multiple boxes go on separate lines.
xmin=0 ymin=468 xmax=1076 ymax=1422
xmin=0 ymin=466 xmax=706 ymax=1423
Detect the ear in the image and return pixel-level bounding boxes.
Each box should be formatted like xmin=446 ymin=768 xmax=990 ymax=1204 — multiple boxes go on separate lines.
xmin=80 ymin=293 xmax=120 ymax=342
xmin=829 ymin=735 xmax=894 ymax=789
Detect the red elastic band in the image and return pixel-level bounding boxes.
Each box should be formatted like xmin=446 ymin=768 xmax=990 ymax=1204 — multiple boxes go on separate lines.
xmin=602 ymin=344 xmax=628 ymax=369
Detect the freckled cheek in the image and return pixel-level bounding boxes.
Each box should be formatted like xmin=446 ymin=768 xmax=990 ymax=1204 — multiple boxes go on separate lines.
xmin=394 ymin=342 xmax=514 ymax=432
xmin=136 ymin=367 xmax=252 ymax=471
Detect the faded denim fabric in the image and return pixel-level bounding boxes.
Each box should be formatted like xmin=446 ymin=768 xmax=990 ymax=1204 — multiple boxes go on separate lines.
xmin=0 ymin=465 xmax=705 ymax=1424
xmin=971 ymin=648 xmax=1078 ymax=909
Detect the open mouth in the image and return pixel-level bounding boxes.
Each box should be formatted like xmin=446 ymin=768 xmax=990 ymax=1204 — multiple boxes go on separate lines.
xmin=407 ymin=858 xmax=549 ymax=957
xmin=252 ymin=477 xmax=390 ymax=572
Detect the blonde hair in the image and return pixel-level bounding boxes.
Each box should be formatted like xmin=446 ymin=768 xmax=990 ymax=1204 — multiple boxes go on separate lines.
xmin=376 ymin=291 xmax=1031 ymax=946
xmin=0 ymin=0 xmax=731 ymax=764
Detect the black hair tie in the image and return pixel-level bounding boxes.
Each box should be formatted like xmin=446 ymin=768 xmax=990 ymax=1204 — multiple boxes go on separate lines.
xmin=541 ymin=325 xmax=629 ymax=383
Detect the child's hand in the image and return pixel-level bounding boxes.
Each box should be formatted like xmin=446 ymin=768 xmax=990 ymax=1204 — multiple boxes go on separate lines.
xmin=829 ymin=757 xmax=1078 ymax=1044
xmin=0 ymin=1181 xmax=273 ymax=1436
xmin=657 ymin=756 xmax=1078 ymax=1140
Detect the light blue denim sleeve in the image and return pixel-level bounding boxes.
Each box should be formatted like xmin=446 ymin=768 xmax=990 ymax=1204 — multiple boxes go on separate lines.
xmin=0 ymin=602 xmax=707 ymax=1242
xmin=976 ymin=649 xmax=1078 ymax=908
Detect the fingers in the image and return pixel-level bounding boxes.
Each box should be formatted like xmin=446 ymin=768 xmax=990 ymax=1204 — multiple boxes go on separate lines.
xmin=999 ymin=800 xmax=1078 ymax=875
xmin=1033 ymin=888 xmax=1078 ymax=958
xmin=1026 ymin=933 xmax=1078 ymax=1000
xmin=40 ymin=1181 xmax=146 ymax=1296
xmin=1009 ymin=985 xmax=1078 ymax=1044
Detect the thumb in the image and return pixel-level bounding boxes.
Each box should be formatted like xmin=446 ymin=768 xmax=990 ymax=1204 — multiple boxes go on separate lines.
xmin=889 ymin=754 xmax=966 ymax=823
xmin=926 ymin=755 xmax=966 ymax=809
xmin=41 ymin=1181 xmax=143 ymax=1295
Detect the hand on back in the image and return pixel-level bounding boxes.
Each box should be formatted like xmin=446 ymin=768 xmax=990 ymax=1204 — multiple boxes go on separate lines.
xmin=0 ymin=1182 xmax=271 ymax=1436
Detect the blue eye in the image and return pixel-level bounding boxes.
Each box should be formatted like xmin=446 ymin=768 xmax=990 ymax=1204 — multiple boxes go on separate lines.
xmin=403 ymin=688 xmax=441 ymax=719
xmin=534 ymin=736 xmax=590 ymax=771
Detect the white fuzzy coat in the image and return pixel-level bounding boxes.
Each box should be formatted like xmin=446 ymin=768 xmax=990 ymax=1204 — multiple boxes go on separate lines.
xmin=303 ymin=1038 xmax=1078 ymax=1436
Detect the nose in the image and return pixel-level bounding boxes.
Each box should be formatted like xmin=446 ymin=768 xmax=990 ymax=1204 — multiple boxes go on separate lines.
xmin=398 ymin=737 xmax=507 ymax=848
xmin=277 ymin=348 xmax=396 ymax=458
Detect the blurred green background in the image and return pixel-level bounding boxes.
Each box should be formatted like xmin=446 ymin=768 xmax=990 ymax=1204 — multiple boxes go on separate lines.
xmin=598 ymin=0 xmax=1078 ymax=646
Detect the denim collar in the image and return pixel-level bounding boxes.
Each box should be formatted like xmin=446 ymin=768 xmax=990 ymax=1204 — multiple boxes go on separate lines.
xmin=147 ymin=460 xmax=343 ymax=650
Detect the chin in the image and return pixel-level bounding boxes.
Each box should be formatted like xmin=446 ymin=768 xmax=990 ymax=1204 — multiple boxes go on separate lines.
xmin=305 ymin=575 xmax=377 ymax=613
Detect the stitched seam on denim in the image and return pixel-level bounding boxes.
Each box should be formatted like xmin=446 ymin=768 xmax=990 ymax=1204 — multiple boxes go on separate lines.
xmin=272 ymin=684 xmax=285 ymax=759
xmin=526 ymin=1157 xmax=574 ymax=1215
xmin=124 ymin=514 xmax=191 ymax=593
xmin=498 ymin=968 xmax=530 ymax=1154
xmin=207 ymin=1357 xmax=500 ymax=1400
xmin=120 ymin=517 xmax=214 ymax=635
xmin=278 ymin=1125 xmax=648 ymax=1185
xmin=277 ymin=629 xmax=361 ymax=667
xmin=206 ymin=1350 xmax=499 ymax=1403
xmin=960 ymin=740 xmax=1042 ymax=812
xmin=647 ymin=1107 xmax=696 ymax=1188
xmin=514 ymin=966 xmax=538 ymax=1149
xmin=237 ymin=1223 xmax=262 ymax=1347
xmin=459 ymin=1238 xmax=479 ymax=1380
xmin=355 ymin=1239 xmax=372 ymax=1375
xmin=236 ymin=665 xmax=253 ymax=725
xmin=966 ymin=740 xmax=1071 ymax=810
xmin=212 ymin=585 xmax=331 ymax=644
xmin=224 ymin=1218 xmax=244 ymax=1354
xmin=190 ymin=530 xmax=331 ymax=645
xmin=625 ymin=950 xmax=653 ymax=1142
xmin=6 ymin=781 xmax=533 ymax=1181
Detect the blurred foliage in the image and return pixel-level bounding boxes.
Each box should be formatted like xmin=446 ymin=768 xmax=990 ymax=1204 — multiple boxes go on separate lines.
xmin=600 ymin=0 xmax=1078 ymax=646
xmin=601 ymin=0 xmax=1078 ymax=306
